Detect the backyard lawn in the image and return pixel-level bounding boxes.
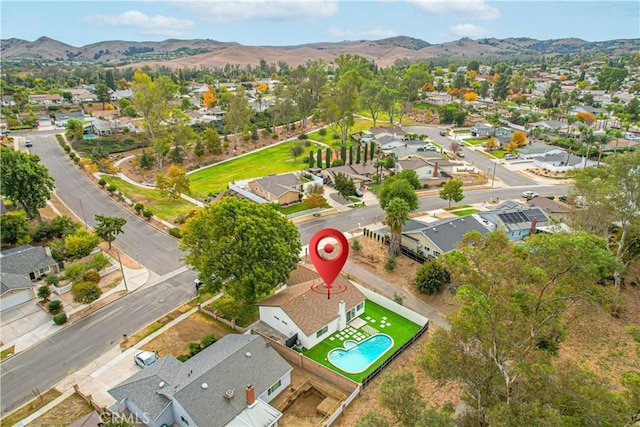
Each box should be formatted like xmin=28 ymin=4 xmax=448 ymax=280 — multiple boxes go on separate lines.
xmin=303 ymin=300 xmax=422 ymax=383
xmin=188 ymin=140 xmax=312 ymax=198
xmin=100 ymin=176 xmax=197 ymax=223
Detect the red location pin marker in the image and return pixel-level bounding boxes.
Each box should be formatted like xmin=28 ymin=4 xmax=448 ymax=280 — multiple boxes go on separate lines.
xmin=309 ymin=228 xmax=349 ymax=299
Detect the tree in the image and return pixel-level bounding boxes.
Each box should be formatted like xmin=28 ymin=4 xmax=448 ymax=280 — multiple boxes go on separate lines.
xmin=421 ymin=231 xmax=618 ymax=425
xmin=379 ymin=178 xmax=418 ymax=211
xmin=105 ymin=70 xmax=116 ymax=91
xmin=360 ymin=78 xmax=384 ymax=127
xmin=94 ymin=215 xmax=127 ymax=249
xmin=385 ymin=198 xmax=410 ymax=255
xmin=0 ymin=147 xmax=55 ymax=220
xmin=71 ymin=281 xmax=102 ymax=304
xmin=202 ymin=85 xmax=217 ymax=108
xmin=415 ymin=261 xmax=450 ymax=294
xmin=95 ymin=83 xmax=110 ymax=109
xmin=493 ymin=72 xmax=511 ymax=101
xmin=224 ymin=88 xmax=252 ymax=151
xmin=0 ymin=213 xmax=31 ymax=246
xmin=334 ymin=173 xmax=356 ymax=199
xmin=394 ymin=170 xmax=421 ymax=190
xmin=290 ymin=143 xmax=304 ymax=161
xmin=304 ymin=193 xmax=327 ymax=209
xmin=156 ymin=165 xmax=191 ymax=199
xmin=379 ymin=371 xmax=424 ymax=425
xmin=64 ymin=229 xmax=100 ymax=258
xmin=571 ymin=150 xmax=640 ymax=303
xmin=510 ymin=130 xmax=527 ymax=147
xmin=356 ymin=412 xmax=390 ymax=427
xmin=203 ymin=128 xmax=223 ymax=158
xmin=486 ymin=136 xmax=499 ymax=151
xmin=319 ymin=71 xmax=359 ymax=147
xmin=439 ymin=178 xmax=464 ymax=208
xmin=65 ymin=118 xmax=84 ymax=141
xmin=37 ymin=285 xmax=51 ymax=302
xmin=180 ymin=197 xmax=301 ymax=304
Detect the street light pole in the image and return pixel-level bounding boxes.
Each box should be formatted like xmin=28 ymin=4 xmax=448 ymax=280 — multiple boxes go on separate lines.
xmin=78 ymin=197 xmax=87 ymax=228
xmin=491 ymin=162 xmax=497 ymax=188
xmin=117 ymin=251 xmax=129 ymax=293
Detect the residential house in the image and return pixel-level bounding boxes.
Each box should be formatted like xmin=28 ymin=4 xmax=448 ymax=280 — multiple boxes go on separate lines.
xmin=248 ymin=173 xmax=303 ymax=205
xmin=479 ymin=201 xmax=551 ymax=240
xmin=257 ymin=265 xmax=366 ymax=349
xmin=0 ymin=244 xmax=60 ymax=281
xmin=532 ymin=151 xmax=596 ymax=172
xmin=1 ymin=273 xmax=36 ymax=312
xmin=369 ymin=126 xmax=405 ymax=139
xmin=110 ymin=90 xmax=133 ymax=101
xmin=396 ymin=157 xmax=441 ymax=180
xmin=530 ymin=120 xmax=568 ymax=133
xmin=54 ymin=111 xmax=87 ymax=127
xmin=399 ymin=216 xmax=494 ymax=260
xmin=604 ymin=138 xmax=638 ymax=152
xmin=28 ymin=94 xmax=62 ymax=106
xmin=517 ymin=142 xmax=565 ymax=160
xmin=470 ymin=123 xmax=494 ymax=137
xmin=88 ymin=118 xmax=129 ymax=136
xmin=108 ymin=334 xmax=291 ymax=427
xmin=2 ymin=95 xmax=16 ymax=107
xmin=526 ymin=197 xmax=572 ymax=224
xmin=323 ymin=165 xmax=374 ymax=189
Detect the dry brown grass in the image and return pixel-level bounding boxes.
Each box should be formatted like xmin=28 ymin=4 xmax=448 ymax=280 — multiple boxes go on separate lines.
xmin=0 ymin=388 xmax=62 ymax=427
xmin=28 ymin=393 xmax=93 ymax=427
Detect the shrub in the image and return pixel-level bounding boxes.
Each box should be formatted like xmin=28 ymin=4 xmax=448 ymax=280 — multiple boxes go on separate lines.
xmin=201 ymin=333 xmax=217 ymax=348
xmin=143 ymin=209 xmax=153 ymax=219
xmin=83 ymin=269 xmax=101 ymax=283
xmin=350 ymin=238 xmax=363 ymax=253
xmin=384 ymin=254 xmax=397 ymax=271
xmin=169 ymin=227 xmax=182 ymax=238
xmin=298 ymin=133 xmax=308 ymax=140
xmin=37 ymin=285 xmax=51 ymax=301
xmin=332 ymin=133 xmax=340 ymax=140
xmin=63 ymin=262 xmax=87 ymax=281
xmin=187 ymin=342 xmax=202 ymax=357
xmin=63 ymin=145 xmax=71 ymax=153
xmin=87 ymin=253 xmax=110 ymax=271
xmin=271 ymin=133 xmax=279 ymax=139
xmin=71 ymin=281 xmax=102 ymax=304
xmin=64 ymin=229 xmax=100 ymax=259
xmin=53 ymin=313 xmax=68 ymax=325
xmin=415 ymin=261 xmax=450 ymax=295
xmin=177 ymin=354 xmax=189 ymax=362
xmin=107 ymin=184 xmax=117 ymax=193
xmin=44 ymin=275 xmax=59 ymax=286
xmin=46 ymin=300 xmax=63 ymax=315
xmin=98 ymin=178 xmax=107 ymax=187
xmin=134 ymin=203 xmax=144 ymax=214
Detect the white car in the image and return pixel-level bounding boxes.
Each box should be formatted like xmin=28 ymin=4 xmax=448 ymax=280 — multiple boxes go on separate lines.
xmin=504 ymin=154 xmax=518 ymax=160
xmin=134 ymin=350 xmax=158 ymax=368
xmin=522 ymin=191 xmax=539 ymax=200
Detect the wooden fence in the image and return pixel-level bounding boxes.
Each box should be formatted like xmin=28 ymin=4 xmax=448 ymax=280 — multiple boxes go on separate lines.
xmin=198 ymin=304 xmax=247 ymax=333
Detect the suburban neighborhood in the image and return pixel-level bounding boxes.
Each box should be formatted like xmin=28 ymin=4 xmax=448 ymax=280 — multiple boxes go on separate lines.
xmin=1 ymin=3 xmax=640 ymax=427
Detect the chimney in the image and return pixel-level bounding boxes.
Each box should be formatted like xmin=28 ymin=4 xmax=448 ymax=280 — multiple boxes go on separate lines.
xmin=246 ymin=384 xmax=256 ymax=407
xmin=44 ymin=246 xmax=52 ymax=257
xmin=433 ymin=162 xmax=439 ymax=178
xmin=337 ymin=300 xmax=347 ymax=330
xmin=530 ymin=217 xmax=537 ymax=236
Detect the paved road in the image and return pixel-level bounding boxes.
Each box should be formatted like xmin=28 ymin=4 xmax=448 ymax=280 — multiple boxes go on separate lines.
xmin=403 ymin=125 xmax=538 ymax=187
xmin=23 ymin=131 xmax=184 ymax=276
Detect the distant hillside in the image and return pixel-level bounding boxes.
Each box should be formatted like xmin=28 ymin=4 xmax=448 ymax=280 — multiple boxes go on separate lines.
xmin=1 ymin=35 xmax=636 ymax=68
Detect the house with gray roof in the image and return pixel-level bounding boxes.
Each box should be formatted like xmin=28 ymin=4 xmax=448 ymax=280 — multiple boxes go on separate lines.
xmin=248 ymin=173 xmax=303 ymax=205
xmin=532 ymin=151 xmax=596 ymax=172
xmin=108 ymin=334 xmax=291 ymax=427
xmin=477 ymin=201 xmax=550 ymax=241
xmin=517 ymin=142 xmax=564 ymax=160
xmin=0 ymin=272 xmax=36 ymax=312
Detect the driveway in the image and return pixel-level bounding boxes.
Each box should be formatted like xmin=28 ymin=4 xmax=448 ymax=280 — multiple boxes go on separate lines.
xmin=0 ymin=300 xmax=50 ymax=346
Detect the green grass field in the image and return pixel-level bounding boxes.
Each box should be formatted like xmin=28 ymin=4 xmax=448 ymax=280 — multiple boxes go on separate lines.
xmin=303 ymin=300 xmax=422 ymax=383
xmin=463 ymin=137 xmax=488 ymax=146
xmin=100 ymin=176 xmax=197 ymax=223
xmin=452 ymin=208 xmax=480 ymax=216
xmin=188 ymin=141 xmax=313 ymax=198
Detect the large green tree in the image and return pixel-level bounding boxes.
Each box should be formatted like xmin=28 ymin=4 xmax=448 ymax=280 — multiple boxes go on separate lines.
xmin=384 ymin=197 xmax=410 ymax=255
xmin=319 ymin=70 xmax=360 ymax=147
xmin=334 ymin=173 xmax=356 ymax=199
xmin=379 ymin=178 xmax=418 ymax=211
xmin=180 ymin=197 xmax=301 ymax=304
xmin=421 ymin=231 xmax=620 ymax=425
xmin=94 ymin=215 xmax=127 ymax=249
xmin=224 ymin=88 xmax=252 ymax=152
xmin=0 ymin=147 xmax=55 ymax=220
xmin=439 ymin=178 xmax=464 ymax=208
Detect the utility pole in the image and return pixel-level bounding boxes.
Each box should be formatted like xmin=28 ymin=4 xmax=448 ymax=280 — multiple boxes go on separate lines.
xmin=491 ymin=162 xmax=497 ymax=188
xmin=78 ymin=197 xmax=87 ymax=228
xmin=117 ymin=251 xmax=129 ymax=292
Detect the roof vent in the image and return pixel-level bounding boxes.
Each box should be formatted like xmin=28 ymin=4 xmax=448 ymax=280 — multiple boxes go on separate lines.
xmin=201 ymin=383 xmax=209 ymax=390
xmin=245 ymin=352 xmax=252 ymax=358
xmin=433 ymin=228 xmax=437 ymax=232
xmin=224 ymin=389 xmax=235 ymax=399
xmin=159 ymin=382 xmax=166 ymax=388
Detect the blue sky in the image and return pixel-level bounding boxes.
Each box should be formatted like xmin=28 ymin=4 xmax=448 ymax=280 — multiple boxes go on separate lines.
xmin=2 ymin=1 xmax=639 ymax=47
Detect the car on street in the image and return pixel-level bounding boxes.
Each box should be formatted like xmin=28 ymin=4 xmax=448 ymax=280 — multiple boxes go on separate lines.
xmin=456 ymin=151 xmax=465 ymax=158
xmin=458 ymin=140 xmax=465 ymax=146
xmin=504 ymin=154 xmax=518 ymax=160
xmin=522 ymin=191 xmax=539 ymax=200
xmin=559 ymin=195 xmax=569 ymax=202
xmin=354 ymin=188 xmax=363 ymax=197
xmin=134 ymin=350 xmax=158 ymax=368
xmin=418 ymin=143 xmax=437 ymax=152
xmin=439 ymin=130 xmax=446 ymax=136
xmin=25 ymin=139 xmax=32 ymax=147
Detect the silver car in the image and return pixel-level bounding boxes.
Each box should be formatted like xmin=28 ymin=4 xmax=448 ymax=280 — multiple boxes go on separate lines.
xmin=134 ymin=350 xmax=158 ymax=368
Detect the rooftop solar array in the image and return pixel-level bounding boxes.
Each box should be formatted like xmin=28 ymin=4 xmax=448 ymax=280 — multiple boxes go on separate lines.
xmin=497 ymin=211 xmax=529 ymax=224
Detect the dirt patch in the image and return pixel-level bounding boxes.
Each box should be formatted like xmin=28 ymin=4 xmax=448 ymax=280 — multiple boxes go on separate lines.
xmin=141 ymin=312 xmax=232 ymax=358
xmin=0 ymin=388 xmax=62 ymax=427
xmin=120 ymin=305 xmax=192 ymax=351
xmin=41 ymin=193 xmax=82 ymax=222
xmin=28 ymin=393 xmax=93 ymax=427
xmin=97 ymin=242 xmax=141 ymax=270
xmin=280 ymin=388 xmax=326 ymax=427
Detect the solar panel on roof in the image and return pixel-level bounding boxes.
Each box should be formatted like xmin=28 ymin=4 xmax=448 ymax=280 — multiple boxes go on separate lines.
xmin=498 ymin=211 xmax=529 ymax=224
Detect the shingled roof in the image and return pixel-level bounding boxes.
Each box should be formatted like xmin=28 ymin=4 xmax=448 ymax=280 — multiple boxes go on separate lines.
xmin=0 ymin=272 xmax=33 ymax=295
xmin=0 ymin=245 xmax=57 ymax=276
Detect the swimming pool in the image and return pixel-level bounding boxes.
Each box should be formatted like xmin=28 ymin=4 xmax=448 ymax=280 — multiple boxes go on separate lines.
xmin=327 ymin=334 xmax=394 ymax=373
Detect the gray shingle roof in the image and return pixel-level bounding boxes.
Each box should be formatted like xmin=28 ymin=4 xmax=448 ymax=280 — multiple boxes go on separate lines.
xmin=108 ymin=335 xmax=291 ymax=426
xmin=0 ymin=272 xmax=34 ymax=295
xmin=254 ymin=173 xmax=302 ymax=198
xmin=0 ymin=245 xmax=57 ymax=276
xmin=420 ymin=216 xmax=491 ymax=253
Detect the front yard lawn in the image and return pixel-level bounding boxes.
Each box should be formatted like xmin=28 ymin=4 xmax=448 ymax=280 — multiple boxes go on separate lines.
xmin=100 ymin=176 xmax=196 ymax=223
xmin=303 ymin=300 xmax=422 ymax=383
xmin=206 ymin=294 xmax=259 ymax=328
xmin=188 ymin=141 xmax=312 ymax=198
xmin=463 ymin=137 xmax=488 ymax=146
xmin=452 ymin=208 xmax=480 ymax=216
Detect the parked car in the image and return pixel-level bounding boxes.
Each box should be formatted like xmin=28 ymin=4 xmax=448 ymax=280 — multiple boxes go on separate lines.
xmin=522 ymin=191 xmax=539 ymax=200
xmin=439 ymin=130 xmax=446 ymax=137
xmin=456 ymin=151 xmax=465 ymax=158
xmin=559 ymin=195 xmax=569 ymax=202
xmin=354 ymin=189 xmax=363 ymax=197
xmin=25 ymin=139 xmax=32 ymax=147
xmin=504 ymin=154 xmax=518 ymax=160
xmin=458 ymin=141 xmax=465 ymax=146
xmin=134 ymin=350 xmax=158 ymax=368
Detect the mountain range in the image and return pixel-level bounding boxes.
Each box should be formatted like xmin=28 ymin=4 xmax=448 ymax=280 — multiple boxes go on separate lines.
xmin=1 ymin=35 xmax=636 ymax=68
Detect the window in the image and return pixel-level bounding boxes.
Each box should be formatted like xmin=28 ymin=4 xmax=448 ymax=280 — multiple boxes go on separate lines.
xmin=316 ymin=325 xmax=328 ymax=338
xmin=268 ymin=379 xmax=282 ymax=395
xmin=39 ymin=267 xmax=50 ymax=275
xmin=357 ymin=302 xmax=364 ymax=312
xmin=181 ymin=416 xmax=190 ymax=426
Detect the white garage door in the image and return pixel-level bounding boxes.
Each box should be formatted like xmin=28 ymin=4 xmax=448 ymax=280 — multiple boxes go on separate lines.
xmin=0 ymin=290 xmax=32 ymax=312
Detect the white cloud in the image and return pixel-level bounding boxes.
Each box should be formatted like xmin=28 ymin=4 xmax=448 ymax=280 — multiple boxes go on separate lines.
xmin=178 ymin=0 xmax=338 ymax=24
xmin=83 ymin=11 xmax=194 ymax=36
xmin=328 ymin=26 xmax=397 ymax=40
xmin=450 ymin=23 xmax=490 ymax=37
xmin=409 ymin=0 xmax=500 ymax=20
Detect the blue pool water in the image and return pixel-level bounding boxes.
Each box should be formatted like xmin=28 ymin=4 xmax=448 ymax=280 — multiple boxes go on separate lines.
xmin=328 ymin=334 xmax=394 ymax=373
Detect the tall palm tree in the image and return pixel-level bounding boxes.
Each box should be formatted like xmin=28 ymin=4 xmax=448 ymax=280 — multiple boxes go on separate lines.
xmin=596 ymin=132 xmax=613 ymax=167
xmin=384 ymin=197 xmax=410 ymax=256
